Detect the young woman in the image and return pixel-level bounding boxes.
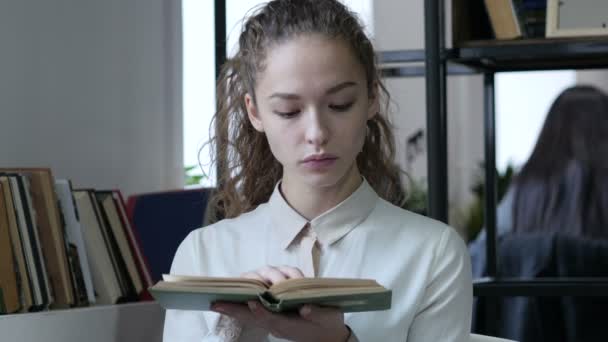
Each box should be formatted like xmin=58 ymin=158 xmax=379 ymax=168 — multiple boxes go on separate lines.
xmin=511 ymin=85 xmax=608 ymax=238
xmin=164 ymin=1 xmax=472 ymax=341
xmin=469 ymin=85 xmax=608 ymax=277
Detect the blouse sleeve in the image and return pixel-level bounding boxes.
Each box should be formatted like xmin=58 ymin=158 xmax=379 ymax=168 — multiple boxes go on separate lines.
xmin=407 ymin=227 xmax=473 ymax=342
xmin=162 ymin=231 xmax=268 ymax=342
xmin=162 ymin=232 xmax=216 ymax=341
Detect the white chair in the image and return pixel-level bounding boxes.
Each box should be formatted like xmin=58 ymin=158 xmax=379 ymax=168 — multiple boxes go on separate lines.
xmin=470 ymin=333 xmax=517 ymax=342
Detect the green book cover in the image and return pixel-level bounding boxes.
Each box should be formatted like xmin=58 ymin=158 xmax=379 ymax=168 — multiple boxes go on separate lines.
xmin=149 ymin=276 xmax=392 ymax=313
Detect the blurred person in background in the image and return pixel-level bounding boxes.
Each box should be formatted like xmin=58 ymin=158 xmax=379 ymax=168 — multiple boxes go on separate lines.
xmin=470 ymin=85 xmax=608 ymax=276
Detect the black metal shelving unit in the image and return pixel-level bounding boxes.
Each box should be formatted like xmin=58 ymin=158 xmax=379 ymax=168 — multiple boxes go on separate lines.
xmin=379 ymin=0 xmax=608 ymax=318
xmin=408 ymin=7 xmax=608 ymax=335
xmin=377 ymin=6 xmax=608 ymax=335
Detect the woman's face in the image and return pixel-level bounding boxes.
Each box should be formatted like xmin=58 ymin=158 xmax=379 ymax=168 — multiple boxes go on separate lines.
xmin=245 ymin=34 xmax=377 ymax=190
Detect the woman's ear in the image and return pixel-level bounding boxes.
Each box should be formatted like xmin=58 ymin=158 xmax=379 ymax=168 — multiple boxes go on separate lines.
xmin=245 ymin=93 xmax=264 ymax=132
xmin=367 ymin=82 xmax=379 ymax=120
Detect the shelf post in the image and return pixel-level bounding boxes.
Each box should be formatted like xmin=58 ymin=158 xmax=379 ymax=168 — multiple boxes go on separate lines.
xmin=483 ymin=73 xmax=498 ymax=278
xmin=424 ymin=0 xmax=448 ymax=223
xmin=483 ymin=72 xmax=499 ymax=336
xmin=214 ymin=0 xmax=227 ymax=194
xmin=214 ymin=0 xmax=227 ymax=82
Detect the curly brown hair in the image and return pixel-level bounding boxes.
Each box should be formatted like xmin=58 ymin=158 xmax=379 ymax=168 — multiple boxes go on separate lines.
xmin=204 ymin=0 xmax=406 ymax=222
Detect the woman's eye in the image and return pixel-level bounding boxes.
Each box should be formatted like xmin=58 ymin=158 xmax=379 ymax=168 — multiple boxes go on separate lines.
xmin=274 ymin=110 xmax=300 ymax=118
xmin=329 ymin=102 xmax=354 ymax=112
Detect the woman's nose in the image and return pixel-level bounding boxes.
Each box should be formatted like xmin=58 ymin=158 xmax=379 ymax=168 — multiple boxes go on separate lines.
xmin=304 ymin=110 xmax=329 ymax=147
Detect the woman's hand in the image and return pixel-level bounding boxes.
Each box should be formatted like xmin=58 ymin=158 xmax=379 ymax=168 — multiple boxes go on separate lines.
xmin=211 ymin=265 xmax=350 ymax=342
xmin=241 ymin=265 xmax=306 ymax=285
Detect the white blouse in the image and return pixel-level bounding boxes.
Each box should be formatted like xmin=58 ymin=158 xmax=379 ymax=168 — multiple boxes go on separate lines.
xmin=163 ymin=179 xmax=472 ymax=341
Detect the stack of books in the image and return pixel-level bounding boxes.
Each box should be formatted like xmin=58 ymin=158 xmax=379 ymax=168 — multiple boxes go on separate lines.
xmin=0 ymin=168 xmax=152 ymax=314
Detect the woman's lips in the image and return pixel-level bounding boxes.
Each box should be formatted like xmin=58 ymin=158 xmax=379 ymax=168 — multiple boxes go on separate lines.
xmin=301 ymin=157 xmax=338 ymax=170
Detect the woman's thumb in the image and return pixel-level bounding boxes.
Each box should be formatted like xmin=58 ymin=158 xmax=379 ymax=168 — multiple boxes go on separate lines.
xmin=299 ymin=305 xmax=341 ymax=323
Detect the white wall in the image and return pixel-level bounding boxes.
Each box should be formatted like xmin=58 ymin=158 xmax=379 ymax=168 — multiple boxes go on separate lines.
xmin=577 ymin=70 xmax=608 ymax=92
xmin=183 ymin=0 xmax=216 ymax=186
xmin=373 ymin=0 xmax=485 ymax=232
xmin=495 ymin=71 xmax=576 ymax=172
xmin=0 ymin=0 xmax=183 ymax=196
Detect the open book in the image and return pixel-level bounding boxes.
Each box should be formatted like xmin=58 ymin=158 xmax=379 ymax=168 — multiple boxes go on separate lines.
xmin=150 ymin=274 xmax=392 ymax=313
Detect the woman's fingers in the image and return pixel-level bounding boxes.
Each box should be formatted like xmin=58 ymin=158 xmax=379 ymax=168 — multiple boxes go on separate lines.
xmin=241 ymin=265 xmax=306 ymax=287
xmin=276 ymin=265 xmax=305 ymax=279
xmin=240 ymin=271 xmax=267 ymax=283
xmin=211 ymin=302 xmax=255 ymax=323
xmin=258 ymin=265 xmax=288 ymax=285
xmin=298 ymin=304 xmax=344 ymax=323
xmin=214 ymin=300 xmax=347 ymax=341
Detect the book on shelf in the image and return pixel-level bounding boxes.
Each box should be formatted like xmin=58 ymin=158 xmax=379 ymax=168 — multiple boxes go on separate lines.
xmin=112 ymin=190 xmax=154 ymax=299
xmin=483 ymin=0 xmax=547 ymax=40
xmin=0 ymin=182 xmax=20 ymax=314
xmin=484 ymin=0 xmax=522 ymax=39
xmin=96 ymin=191 xmax=143 ymax=297
xmin=0 ymin=175 xmax=33 ymax=312
xmin=150 ymin=274 xmax=392 ymax=313
xmin=55 ymin=180 xmax=96 ymax=305
xmin=73 ymin=189 xmax=125 ymax=305
xmin=92 ymin=191 xmax=138 ymax=301
xmin=8 ymin=174 xmax=53 ymax=311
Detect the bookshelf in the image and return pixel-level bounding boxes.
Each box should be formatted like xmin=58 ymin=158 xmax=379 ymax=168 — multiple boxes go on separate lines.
xmin=451 ymin=37 xmax=608 ymax=71
xmin=0 ymin=302 xmax=164 ymax=342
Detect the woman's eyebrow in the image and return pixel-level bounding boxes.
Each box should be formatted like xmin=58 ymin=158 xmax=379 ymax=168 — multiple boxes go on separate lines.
xmin=267 ymin=81 xmax=358 ymax=100
xmin=325 ymin=81 xmax=357 ymax=95
xmin=268 ymin=93 xmax=300 ymax=100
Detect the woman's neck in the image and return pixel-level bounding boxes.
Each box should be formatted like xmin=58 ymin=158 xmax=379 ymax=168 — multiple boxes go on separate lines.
xmin=280 ymin=164 xmax=363 ymax=220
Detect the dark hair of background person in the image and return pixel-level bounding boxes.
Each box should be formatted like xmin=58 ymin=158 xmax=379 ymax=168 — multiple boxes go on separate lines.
xmin=512 ymin=85 xmax=608 ymax=238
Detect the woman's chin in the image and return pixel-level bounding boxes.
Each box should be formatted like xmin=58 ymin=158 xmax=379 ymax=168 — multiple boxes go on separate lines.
xmin=298 ymin=167 xmax=358 ymax=189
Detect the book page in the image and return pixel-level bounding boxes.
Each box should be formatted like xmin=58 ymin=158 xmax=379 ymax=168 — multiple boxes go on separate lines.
xmin=274 ymin=286 xmax=388 ymax=301
xmin=269 ymin=278 xmax=382 ymax=296
xmin=162 ymin=274 xmax=268 ymax=291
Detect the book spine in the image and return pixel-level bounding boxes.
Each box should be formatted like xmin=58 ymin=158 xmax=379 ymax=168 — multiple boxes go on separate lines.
xmin=1 ymin=176 xmax=34 ymax=312
xmin=113 ymin=191 xmax=153 ymax=293
xmin=42 ymin=170 xmax=75 ymax=307
xmin=91 ymin=193 xmax=136 ymax=302
xmin=0 ymin=183 xmax=20 ymax=313
xmin=10 ymin=176 xmax=44 ymax=310
xmin=24 ymin=176 xmax=56 ymax=309
xmin=124 ymin=195 xmax=155 ymax=286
